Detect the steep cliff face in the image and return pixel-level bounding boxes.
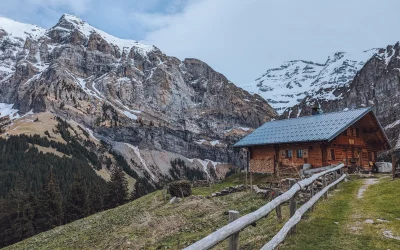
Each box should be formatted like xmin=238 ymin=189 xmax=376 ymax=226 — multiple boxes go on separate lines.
xmin=282 ymin=44 xmax=400 ymax=149
xmin=0 ymin=14 xmax=277 ymax=182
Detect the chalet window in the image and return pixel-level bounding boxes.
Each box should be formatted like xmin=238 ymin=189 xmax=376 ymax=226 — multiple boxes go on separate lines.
xmin=297 ymin=149 xmax=303 ymax=158
xmin=343 ymin=130 xmax=347 ymax=136
xmin=352 ymin=128 xmax=359 ymax=137
xmin=286 ymin=150 xmax=293 ymax=158
xmin=331 ymin=149 xmax=336 ymax=160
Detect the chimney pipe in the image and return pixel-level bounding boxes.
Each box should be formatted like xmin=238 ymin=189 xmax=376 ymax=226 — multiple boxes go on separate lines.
xmin=311 ymin=103 xmax=320 ymax=115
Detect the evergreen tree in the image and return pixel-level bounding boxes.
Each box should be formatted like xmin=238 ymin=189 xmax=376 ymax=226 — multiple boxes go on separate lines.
xmin=131 ymin=177 xmax=148 ymax=200
xmin=0 ymin=183 xmax=36 ymax=247
xmin=65 ymin=174 xmax=88 ymax=223
xmin=0 ymin=133 xmax=108 ymax=247
xmin=89 ymin=183 xmax=104 ymax=213
xmin=34 ymin=170 xmax=63 ymax=232
xmin=105 ymin=166 xmax=128 ymax=208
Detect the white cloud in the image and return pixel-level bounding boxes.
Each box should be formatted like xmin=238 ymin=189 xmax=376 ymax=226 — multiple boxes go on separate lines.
xmin=31 ymin=0 xmax=93 ymax=14
xmin=141 ymin=0 xmax=400 ymax=84
xmin=129 ymin=12 xmax=175 ymax=30
xmin=1 ymin=0 xmax=400 ymax=84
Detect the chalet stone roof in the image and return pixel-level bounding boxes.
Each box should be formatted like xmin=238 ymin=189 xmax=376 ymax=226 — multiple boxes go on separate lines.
xmin=234 ymin=107 xmax=390 ymax=147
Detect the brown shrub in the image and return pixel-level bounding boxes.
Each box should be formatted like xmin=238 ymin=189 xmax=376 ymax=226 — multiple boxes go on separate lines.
xmin=169 ymin=180 xmax=192 ymax=197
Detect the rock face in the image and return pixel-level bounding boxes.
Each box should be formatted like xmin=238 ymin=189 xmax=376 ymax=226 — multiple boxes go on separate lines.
xmin=0 ymin=14 xmax=277 ymax=182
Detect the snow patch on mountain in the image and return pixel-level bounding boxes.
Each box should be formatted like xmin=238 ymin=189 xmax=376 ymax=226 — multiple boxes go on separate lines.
xmin=240 ymin=49 xmax=378 ymax=114
xmin=51 ymin=14 xmax=154 ymax=55
xmin=385 ymin=119 xmax=400 ymax=130
xmin=0 ymin=103 xmax=20 ymax=119
xmin=125 ymin=143 xmax=156 ymax=180
xmin=0 ymin=16 xmax=46 ymax=40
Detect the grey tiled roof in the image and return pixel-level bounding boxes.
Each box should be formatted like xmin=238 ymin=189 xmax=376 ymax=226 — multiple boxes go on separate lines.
xmin=234 ymin=107 xmax=374 ymax=147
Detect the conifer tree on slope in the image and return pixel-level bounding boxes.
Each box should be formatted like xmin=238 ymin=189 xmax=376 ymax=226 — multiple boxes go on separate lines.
xmin=65 ymin=173 xmax=88 ymax=223
xmin=34 ymin=170 xmax=63 ymax=232
xmin=89 ymin=182 xmax=104 ymax=213
xmin=106 ymin=166 xmax=128 ymax=209
xmin=0 ymin=182 xmax=35 ymax=247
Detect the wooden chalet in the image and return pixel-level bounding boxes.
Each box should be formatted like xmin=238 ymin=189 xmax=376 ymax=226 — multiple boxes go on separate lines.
xmin=234 ymin=107 xmax=391 ymax=173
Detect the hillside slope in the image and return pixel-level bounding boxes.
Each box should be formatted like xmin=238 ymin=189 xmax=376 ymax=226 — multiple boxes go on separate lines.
xmin=6 ymin=175 xmax=400 ymax=250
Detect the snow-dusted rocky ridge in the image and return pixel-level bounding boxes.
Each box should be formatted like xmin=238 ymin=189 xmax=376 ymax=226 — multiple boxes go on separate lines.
xmin=0 ymin=14 xmax=277 ymax=183
xmin=239 ymin=50 xmax=377 ymax=114
xmin=242 ymin=42 xmax=400 ymax=153
xmin=279 ymin=44 xmax=400 ymax=152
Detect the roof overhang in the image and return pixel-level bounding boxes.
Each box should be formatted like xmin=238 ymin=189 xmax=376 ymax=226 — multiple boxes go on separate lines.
xmin=233 ymin=107 xmax=392 ymax=150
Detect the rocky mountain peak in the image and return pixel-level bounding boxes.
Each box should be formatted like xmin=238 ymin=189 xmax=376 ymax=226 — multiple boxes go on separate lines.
xmin=240 ymin=48 xmax=378 ymax=114
xmin=47 ymin=13 xmax=154 ymax=55
xmin=0 ymin=15 xmax=277 ymax=184
xmin=57 ymin=13 xmax=86 ymax=28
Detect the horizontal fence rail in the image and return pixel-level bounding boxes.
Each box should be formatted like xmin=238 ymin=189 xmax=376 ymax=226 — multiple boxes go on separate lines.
xmin=303 ymin=165 xmax=336 ymax=175
xmin=261 ymin=174 xmax=346 ymax=250
xmin=184 ymin=163 xmax=345 ymax=250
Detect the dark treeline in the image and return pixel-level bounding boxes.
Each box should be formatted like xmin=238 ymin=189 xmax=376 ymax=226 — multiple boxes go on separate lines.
xmin=0 ymin=134 xmax=109 ymax=248
xmin=169 ymin=158 xmax=206 ymax=181
xmin=0 ymin=125 xmax=148 ymax=248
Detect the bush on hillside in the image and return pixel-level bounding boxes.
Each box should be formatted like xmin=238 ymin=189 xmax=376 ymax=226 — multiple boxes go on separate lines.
xmin=169 ymin=180 xmax=191 ymax=197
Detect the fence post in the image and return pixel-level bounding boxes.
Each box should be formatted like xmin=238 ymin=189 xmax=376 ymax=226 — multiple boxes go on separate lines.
xmin=272 ymin=188 xmax=282 ymax=222
xmin=289 ymin=179 xmax=297 ymax=235
xmin=228 ymin=210 xmax=240 ymax=250
xmin=310 ymin=184 xmax=315 ymax=211
xmin=333 ymin=171 xmax=338 ymax=189
xmin=250 ymin=171 xmax=253 ymax=192
xmin=323 ymin=174 xmax=327 ymax=199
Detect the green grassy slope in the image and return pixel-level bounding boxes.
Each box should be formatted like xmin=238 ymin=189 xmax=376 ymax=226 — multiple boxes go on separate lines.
xmin=6 ymin=174 xmax=400 ymax=250
xmin=280 ymin=176 xmax=400 ymax=250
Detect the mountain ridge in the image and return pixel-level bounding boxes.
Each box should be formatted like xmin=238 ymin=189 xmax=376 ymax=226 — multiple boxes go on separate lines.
xmin=0 ymin=14 xmax=277 ymax=185
xmin=239 ymin=49 xmax=378 ymax=114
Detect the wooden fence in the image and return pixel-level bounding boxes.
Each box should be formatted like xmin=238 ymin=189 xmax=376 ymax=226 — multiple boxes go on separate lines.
xmin=184 ymin=163 xmax=346 ymax=250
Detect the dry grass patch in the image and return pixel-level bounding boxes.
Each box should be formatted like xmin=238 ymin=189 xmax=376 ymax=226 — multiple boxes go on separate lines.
xmin=2 ymin=112 xmax=65 ymax=143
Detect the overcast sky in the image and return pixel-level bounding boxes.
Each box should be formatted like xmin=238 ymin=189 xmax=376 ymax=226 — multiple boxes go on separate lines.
xmin=1 ymin=0 xmax=399 ymax=83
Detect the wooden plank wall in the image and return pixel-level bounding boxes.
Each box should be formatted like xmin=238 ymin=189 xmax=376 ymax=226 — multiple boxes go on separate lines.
xmin=248 ymin=113 xmax=386 ymax=173
xmin=250 ymin=143 xmax=324 ymax=173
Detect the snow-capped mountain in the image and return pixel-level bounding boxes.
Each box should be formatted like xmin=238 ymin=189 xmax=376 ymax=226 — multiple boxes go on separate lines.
xmin=0 ymin=14 xmax=277 ymax=182
xmin=239 ymin=49 xmax=377 ymax=114
xmin=280 ymin=43 xmax=400 ymax=151
xmin=241 ymin=40 xmax=400 ymax=151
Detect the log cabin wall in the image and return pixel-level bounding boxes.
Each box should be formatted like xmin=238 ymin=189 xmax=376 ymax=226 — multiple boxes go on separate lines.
xmin=249 ymin=143 xmax=324 ymax=173
xmin=328 ymin=115 xmax=384 ymax=170
xmin=244 ymin=111 xmax=388 ymax=173
xmin=249 ymin=117 xmax=385 ymax=173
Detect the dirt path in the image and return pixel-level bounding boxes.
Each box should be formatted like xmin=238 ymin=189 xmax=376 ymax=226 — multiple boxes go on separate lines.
xmin=280 ymin=176 xmax=400 ymax=250
xmin=356 ymin=178 xmax=378 ymax=199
